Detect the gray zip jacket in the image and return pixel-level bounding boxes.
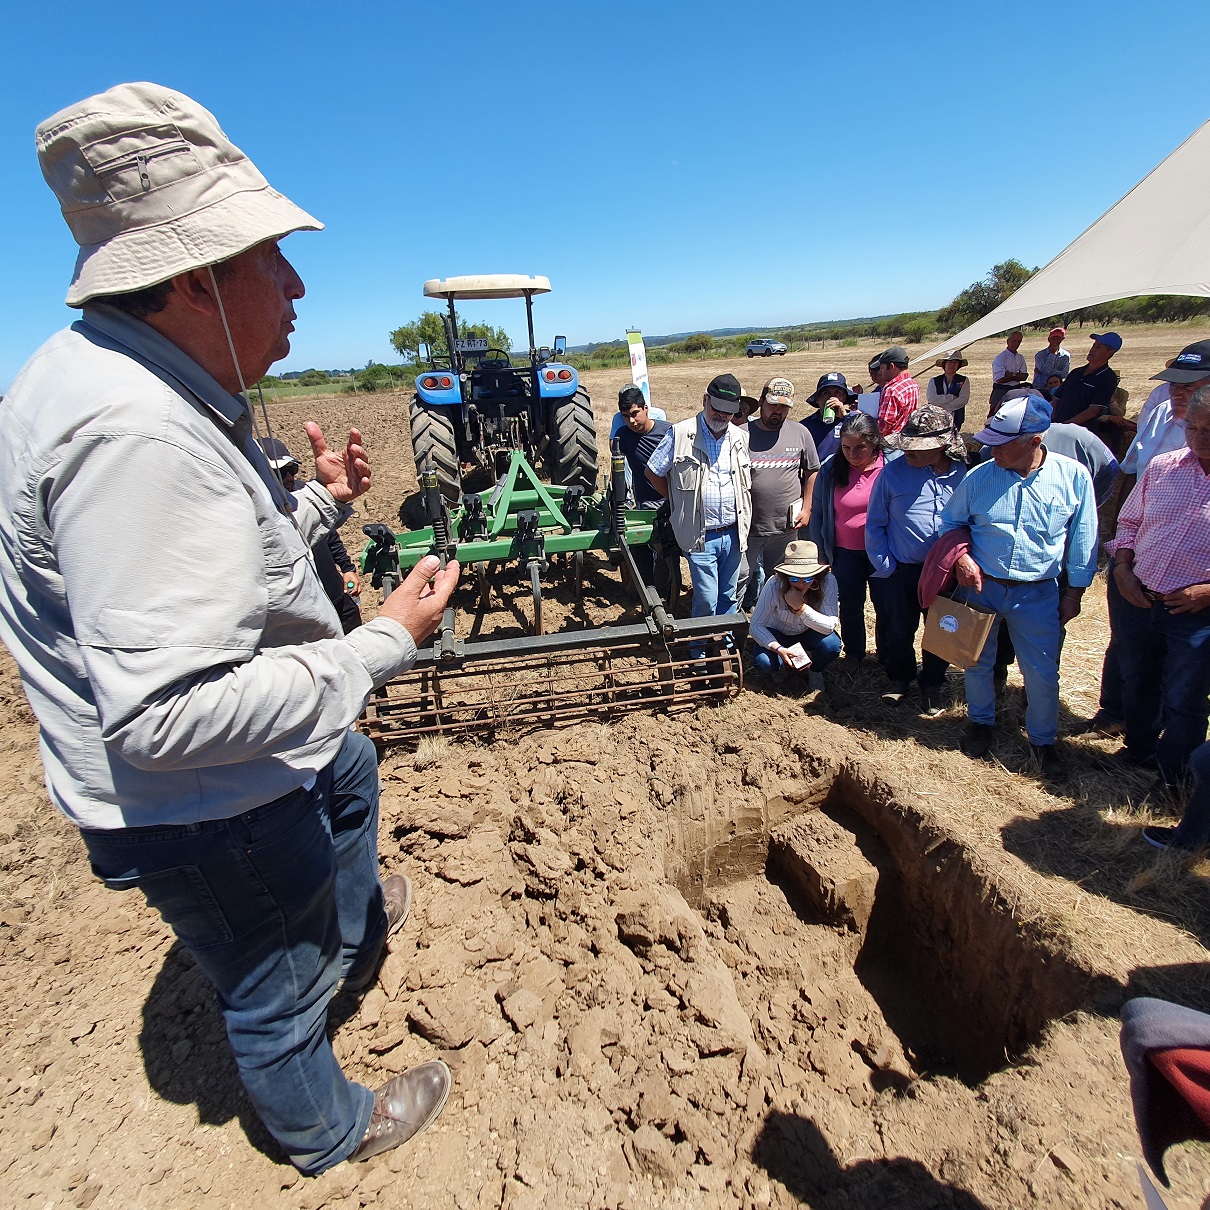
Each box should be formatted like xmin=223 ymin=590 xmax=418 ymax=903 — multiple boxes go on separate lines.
xmin=0 ymin=305 xmax=416 ymax=830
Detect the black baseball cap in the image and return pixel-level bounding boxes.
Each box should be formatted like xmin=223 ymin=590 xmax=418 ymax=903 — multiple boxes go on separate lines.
xmin=879 ymin=346 xmax=910 ymax=368
xmin=705 ymin=373 xmax=743 ymax=414
xmin=807 ymin=371 xmax=858 ymax=406
xmin=1152 ymin=340 xmax=1210 ymax=384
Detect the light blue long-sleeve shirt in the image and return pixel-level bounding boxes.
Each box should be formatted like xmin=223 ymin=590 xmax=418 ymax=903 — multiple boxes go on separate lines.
xmin=939 ymin=450 xmax=1099 ymax=588
xmin=865 ymin=457 xmax=968 ymax=577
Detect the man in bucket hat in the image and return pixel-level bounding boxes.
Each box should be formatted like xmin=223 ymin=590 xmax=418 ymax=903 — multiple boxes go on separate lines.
xmin=0 ymin=83 xmax=459 ymax=1173
xmin=867 ymin=405 xmax=968 ymax=714
xmin=939 ymin=396 xmax=1098 ymax=774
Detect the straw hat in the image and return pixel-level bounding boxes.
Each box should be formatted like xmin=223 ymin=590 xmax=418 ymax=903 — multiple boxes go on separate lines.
xmin=933 ymin=353 xmax=968 ymax=370
xmin=774 ymin=540 xmax=829 ymax=579
xmin=37 ymin=81 xmax=322 ymax=306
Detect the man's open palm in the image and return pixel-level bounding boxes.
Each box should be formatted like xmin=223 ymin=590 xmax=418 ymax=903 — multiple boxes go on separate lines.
xmin=306 ymin=421 xmax=371 ymax=502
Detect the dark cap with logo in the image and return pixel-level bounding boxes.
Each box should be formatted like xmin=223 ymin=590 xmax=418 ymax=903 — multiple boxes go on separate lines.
xmin=807 ymin=371 xmax=858 ymax=405
xmin=705 ymin=372 xmax=744 ymax=414
xmin=1152 ymin=340 xmax=1210 ymax=384
xmin=879 ymin=346 xmax=910 ymax=368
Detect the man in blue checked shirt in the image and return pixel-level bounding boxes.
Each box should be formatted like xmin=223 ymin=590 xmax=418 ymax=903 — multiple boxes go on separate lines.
xmin=939 ymin=396 xmax=1098 ymax=774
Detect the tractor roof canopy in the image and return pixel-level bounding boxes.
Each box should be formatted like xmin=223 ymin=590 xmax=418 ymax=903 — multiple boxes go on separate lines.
xmin=423 ymin=274 xmax=552 ymax=300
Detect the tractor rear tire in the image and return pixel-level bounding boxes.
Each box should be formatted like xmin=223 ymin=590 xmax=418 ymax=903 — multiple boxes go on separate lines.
xmin=547 ymin=390 xmax=598 ymax=490
xmin=409 ymin=398 xmax=462 ymax=503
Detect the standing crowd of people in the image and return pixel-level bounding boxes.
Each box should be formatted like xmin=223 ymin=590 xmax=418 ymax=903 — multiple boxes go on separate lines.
xmin=625 ymin=337 xmax=1209 ymax=838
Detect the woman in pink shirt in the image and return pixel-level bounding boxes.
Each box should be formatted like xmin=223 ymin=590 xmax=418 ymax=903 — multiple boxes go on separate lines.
xmin=807 ymin=412 xmax=896 ymax=665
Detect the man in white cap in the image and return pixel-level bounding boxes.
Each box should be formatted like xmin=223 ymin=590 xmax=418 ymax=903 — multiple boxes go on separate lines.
xmin=939 ymin=396 xmax=1098 ymax=773
xmin=0 ymin=83 xmax=459 ymax=1173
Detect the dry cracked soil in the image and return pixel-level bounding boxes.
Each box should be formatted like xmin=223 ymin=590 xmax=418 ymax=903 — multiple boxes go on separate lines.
xmin=4 ymin=336 xmax=1210 ymax=1209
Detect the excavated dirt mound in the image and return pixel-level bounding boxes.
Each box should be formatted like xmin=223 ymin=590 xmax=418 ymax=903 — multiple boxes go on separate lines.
xmin=4 ymin=352 xmax=1210 ymax=1208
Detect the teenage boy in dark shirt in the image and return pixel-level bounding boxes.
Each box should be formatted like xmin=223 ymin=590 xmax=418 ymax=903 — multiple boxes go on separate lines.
xmin=615 ymin=386 xmax=676 ymax=600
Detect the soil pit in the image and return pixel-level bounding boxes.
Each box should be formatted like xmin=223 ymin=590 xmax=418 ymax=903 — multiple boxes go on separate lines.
xmin=668 ymin=756 xmax=1097 ymax=1087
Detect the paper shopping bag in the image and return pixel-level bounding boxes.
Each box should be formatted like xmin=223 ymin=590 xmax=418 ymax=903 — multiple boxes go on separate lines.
xmin=922 ymin=593 xmax=996 ymax=669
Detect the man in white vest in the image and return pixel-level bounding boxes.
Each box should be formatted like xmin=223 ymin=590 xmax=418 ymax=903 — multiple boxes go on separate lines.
xmin=645 ymin=374 xmax=752 ymax=653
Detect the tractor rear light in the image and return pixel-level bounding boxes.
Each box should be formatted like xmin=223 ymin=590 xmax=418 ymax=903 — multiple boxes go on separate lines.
xmin=421 ymin=376 xmax=438 ymax=389
xmin=439 ymin=376 xmax=452 ymax=388
xmin=557 ymin=369 xmax=572 ymax=381
xmin=544 ymin=371 xmax=556 ymax=382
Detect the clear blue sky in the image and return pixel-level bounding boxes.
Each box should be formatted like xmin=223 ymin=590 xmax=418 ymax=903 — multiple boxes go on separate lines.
xmin=3 ymin=0 xmax=1208 ymax=389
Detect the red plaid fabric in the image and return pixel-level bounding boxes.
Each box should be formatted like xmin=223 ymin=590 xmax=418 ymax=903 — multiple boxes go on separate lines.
xmin=877 ymin=370 xmax=919 ymax=436
xmin=1107 ymin=448 xmax=1210 ymax=594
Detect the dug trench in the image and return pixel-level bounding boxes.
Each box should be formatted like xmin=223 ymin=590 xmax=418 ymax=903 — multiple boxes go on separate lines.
xmin=668 ymin=752 xmax=1099 ymax=1087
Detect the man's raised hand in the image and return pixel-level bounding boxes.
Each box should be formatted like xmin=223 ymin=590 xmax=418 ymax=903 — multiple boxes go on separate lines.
xmin=306 ymin=421 xmax=371 ymax=502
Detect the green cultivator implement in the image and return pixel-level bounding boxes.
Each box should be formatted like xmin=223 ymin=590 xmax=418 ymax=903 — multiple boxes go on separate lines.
xmin=359 ymin=444 xmax=747 ymax=746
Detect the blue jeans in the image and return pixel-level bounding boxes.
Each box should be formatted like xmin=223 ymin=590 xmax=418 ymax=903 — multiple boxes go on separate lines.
xmin=878 ymin=561 xmax=949 ymax=688
xmin=831 ymin=546 xmax=892 ymax=662
xmin=687 ymin=524 xmax=742 ymax=655
xmin=1108 ymin=572 xmax=1210 ymax=784
xmin=752 ymin=625 xmax=842 ymax=677
xmin=80 ymin=731 xmax=385 ymax=1174
xmin=1173 ymin=743 xmax=1210 ymax=848
xmin=957 ymin=578 xmax=1061 ymax=746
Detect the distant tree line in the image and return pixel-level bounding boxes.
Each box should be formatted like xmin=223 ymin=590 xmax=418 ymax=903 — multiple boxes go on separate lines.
xmin=935 ymin=258 xmax=1210 ymax=335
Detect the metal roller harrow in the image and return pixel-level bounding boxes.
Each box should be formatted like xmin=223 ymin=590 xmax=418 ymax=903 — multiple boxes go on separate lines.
xmin=358 ymin=444 xmax=747 ymax=747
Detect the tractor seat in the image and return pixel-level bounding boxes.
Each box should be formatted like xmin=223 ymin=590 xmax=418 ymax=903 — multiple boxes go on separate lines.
xmin=472 ymin=369 xmax=524 ymax=400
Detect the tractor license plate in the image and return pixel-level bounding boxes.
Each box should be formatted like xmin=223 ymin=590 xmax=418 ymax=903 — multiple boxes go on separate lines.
xmin=456 ymin=338 xmax=489 ymax=353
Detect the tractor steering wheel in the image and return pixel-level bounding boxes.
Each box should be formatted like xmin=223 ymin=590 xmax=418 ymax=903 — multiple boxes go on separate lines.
xmin=477 ymin=349 xmax=512 ymax=370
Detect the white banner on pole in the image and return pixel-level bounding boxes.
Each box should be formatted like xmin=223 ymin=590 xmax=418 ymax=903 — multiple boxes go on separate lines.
xmin=626 ymin=330 xmax=651 ymax=407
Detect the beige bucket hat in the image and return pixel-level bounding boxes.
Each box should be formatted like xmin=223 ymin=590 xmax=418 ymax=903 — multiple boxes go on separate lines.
xmin=36 ymin=81 xmax=323 ymax=307
xmin=774 ymin=540 xmax=829 ymax=579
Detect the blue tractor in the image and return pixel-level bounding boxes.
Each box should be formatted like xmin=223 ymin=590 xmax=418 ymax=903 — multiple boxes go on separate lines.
xmin=409 ymin=274 xmax=597 ymax=502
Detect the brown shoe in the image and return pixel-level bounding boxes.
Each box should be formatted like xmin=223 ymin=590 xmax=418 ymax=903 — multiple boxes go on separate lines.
xmin=383 ymin=873 xmax=412 ymax=940
xmin=349 ymin=1061 xmax=451 ymax=1163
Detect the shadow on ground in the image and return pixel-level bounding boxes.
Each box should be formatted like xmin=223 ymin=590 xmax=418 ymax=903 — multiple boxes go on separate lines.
xmin=1002 ymin=803 xmax=1210 ymax=952
xmin=753 ymin=1110 xmax=989 ymax=1208
xmin=140 ymin=942 xmax=283 ymax=1163
xmin=141 ymin=943 xmax=373 ymax=1164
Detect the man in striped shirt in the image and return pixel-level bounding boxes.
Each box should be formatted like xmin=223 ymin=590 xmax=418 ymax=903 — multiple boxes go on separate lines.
xmin=1105 ymin=387 xmax=1210 ymax=789
xmin=939 ymin=396 xmax=1098 ymax=773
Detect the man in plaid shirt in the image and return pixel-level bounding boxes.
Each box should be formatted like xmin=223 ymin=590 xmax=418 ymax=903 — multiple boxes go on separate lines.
xmin=875 ymin=347 xmax=920 ymax=437
xmin=1106 ymin=387 xmax=1210 ymax=790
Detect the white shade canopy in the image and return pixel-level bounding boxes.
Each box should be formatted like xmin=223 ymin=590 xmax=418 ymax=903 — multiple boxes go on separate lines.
xmin=423 ymin=274 xmax=551 ymax=300
xmin=915 ymin=119 xmax=1210 ymax=362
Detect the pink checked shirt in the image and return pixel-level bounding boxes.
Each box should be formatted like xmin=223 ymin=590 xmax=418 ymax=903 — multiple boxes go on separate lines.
xmin=877 ymin=370 xmax=919 ymax=437
xmin=1106 ymin=447 xmax=1210 ymax=594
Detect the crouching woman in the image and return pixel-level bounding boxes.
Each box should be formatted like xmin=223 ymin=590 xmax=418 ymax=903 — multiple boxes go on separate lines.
xmin=749 ymin=540 xmax=842 ymax=692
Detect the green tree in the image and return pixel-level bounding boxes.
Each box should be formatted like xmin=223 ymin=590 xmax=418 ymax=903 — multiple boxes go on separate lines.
xmin=684 ymin=332 xmax=714 ymax=354
xmin=297 ymin=369 xmax=329 ymax=386
xmin=389 ymin=309 xmax=511 ymax=362
xmin=937 ymin=259 xmax=1037 ymax=331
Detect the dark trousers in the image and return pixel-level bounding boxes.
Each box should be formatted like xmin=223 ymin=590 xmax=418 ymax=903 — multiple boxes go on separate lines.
xmin=831 ymin=545 xmax=891 ymax=662
xmin=1098 ymin=636 xmax=1124 ymax=720
xmin=1108 ymin=572 xmax=1210 ymax=784
xmin=879 ymin=561 xmax=949 ymax=687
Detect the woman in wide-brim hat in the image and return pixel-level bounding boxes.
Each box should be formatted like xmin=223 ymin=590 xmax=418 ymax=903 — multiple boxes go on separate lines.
xmin=925 ymin=353 xmax=971 ymax=431
xmin=749 ymin=540 xmax=842 ymax=694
